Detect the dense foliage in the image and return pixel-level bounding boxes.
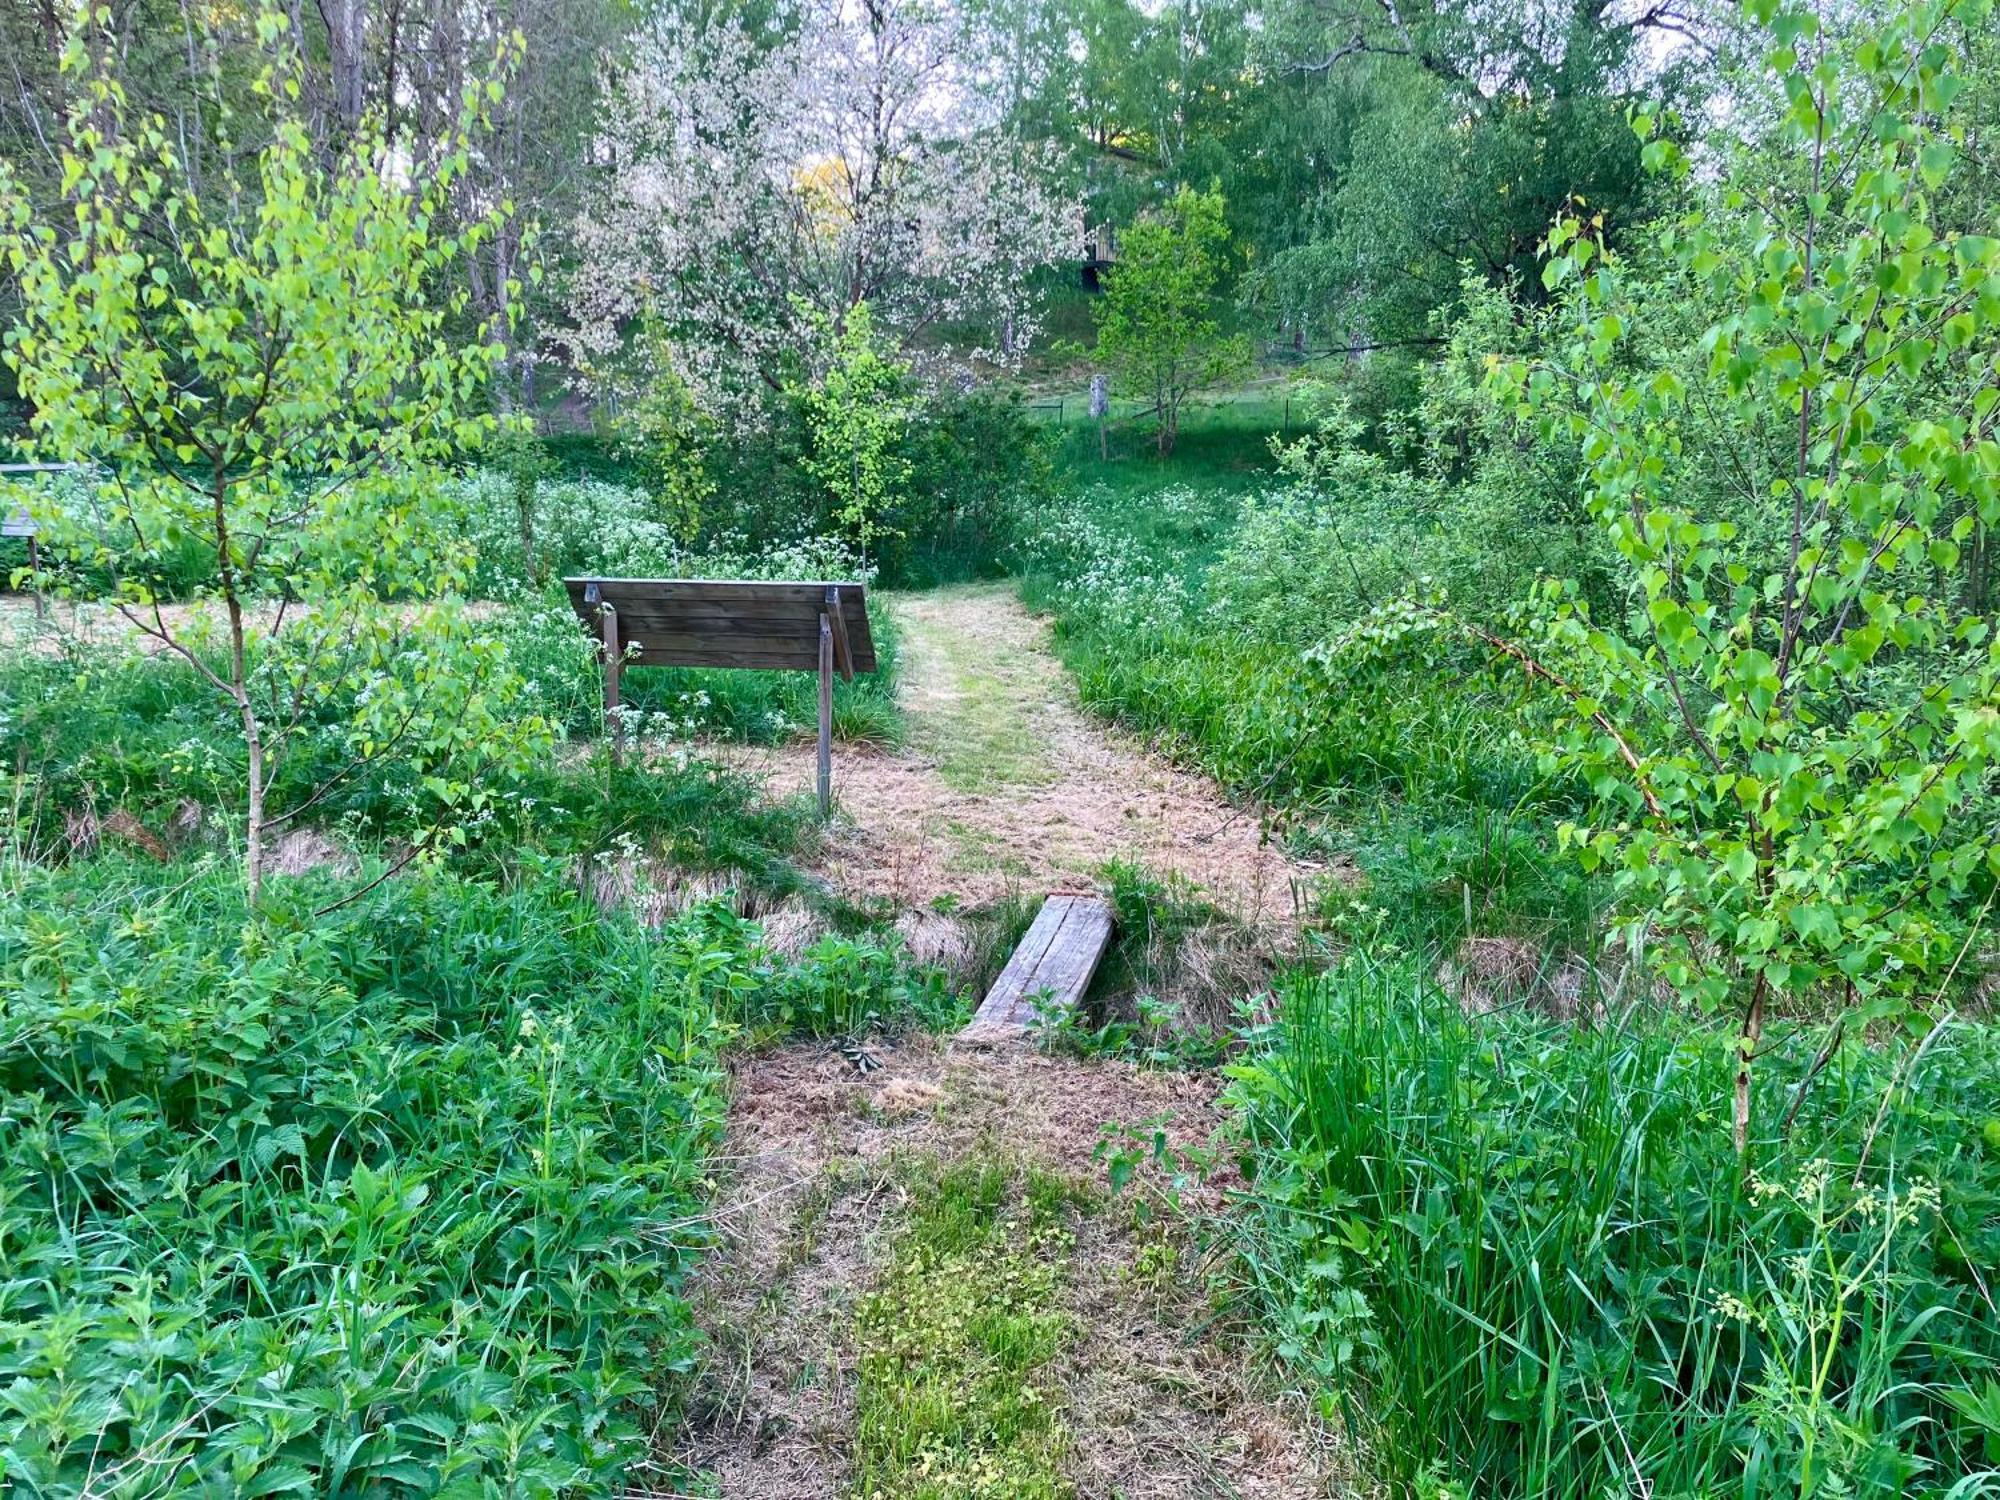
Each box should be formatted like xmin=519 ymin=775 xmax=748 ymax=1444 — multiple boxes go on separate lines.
xmin=1233 ymin=960 xmax=2000 ymax=1498
xmin=0 ymin=854 xmax=957 ymax=1495
xmin=1490 ymin=0 xmax=2000 ymax=1145
xmin=4 ymin=0 xmax=1999 ymax=1495
xmin=1 ymin=862 xmax=731 ymax=1494
xmin=0 ymin=21 xmax=538 ymax=901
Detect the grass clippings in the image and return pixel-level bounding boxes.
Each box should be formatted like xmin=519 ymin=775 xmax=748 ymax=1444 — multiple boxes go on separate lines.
xmin=667 ymin=1036 xmax=1350 ymax=1498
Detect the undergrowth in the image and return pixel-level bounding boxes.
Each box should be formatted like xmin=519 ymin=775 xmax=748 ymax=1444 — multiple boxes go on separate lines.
xmin=1011 ymin=482 xmax=1596 ymax=968
xmin=0 ymin=599 xmax=894 ymax=873
xmin=0 ymin=611 xmax=962 ymax=1497
xmin=1023 ymin=450 xmax=2000 ymax=1499
xmin=1034 ymin=860 xmax=1243 ymax=1069
xmin=1230 ymin=959 xmax=2000 ymax=1499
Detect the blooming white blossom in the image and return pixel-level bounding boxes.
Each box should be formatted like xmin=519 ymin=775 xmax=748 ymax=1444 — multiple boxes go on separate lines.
xmin=568 ymin=0 xmax=1079 ymax=418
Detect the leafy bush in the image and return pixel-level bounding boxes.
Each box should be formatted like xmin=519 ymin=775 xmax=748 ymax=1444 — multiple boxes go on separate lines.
xmin=0 ymin=850 xmax=965 ymax=1497
xmin=458 ymin=381 xmax=1050 ymax=599
xmin=450 ymin=470 xmax=867 ymax=600
xmin=1015 ymin=482 xmax=1563 ymax=817
xmin=756 ymin=931 xmax=965 ymax=1037
xmin=0 ymin=629 xmax=544 ymax=863
xmin=0 ymin=861 xmax=739 ymax=1495
xmin=897 ymin=389 xmax=1057 ymax=587
xmin=1472 ymin=0 xmax=2000 ymax=1145
xmin=1232 ymin=960 xmax=2000 ymax=1498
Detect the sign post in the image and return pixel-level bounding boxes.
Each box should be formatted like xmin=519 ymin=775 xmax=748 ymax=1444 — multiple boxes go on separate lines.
xmin=566 ymin=578 xmax=876 ymax=820
xmin=0 ymin=462 xmax=69 ymax=619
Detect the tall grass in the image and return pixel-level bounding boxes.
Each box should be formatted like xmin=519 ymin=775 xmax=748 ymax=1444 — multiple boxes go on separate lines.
xmin=0 ymin=860 xmax=734 ymax=1494
xmin=1012 ymin=479 xmax=1597 ymax=952
xmin=1231 ymin=960 xmax=2000 ymax=1498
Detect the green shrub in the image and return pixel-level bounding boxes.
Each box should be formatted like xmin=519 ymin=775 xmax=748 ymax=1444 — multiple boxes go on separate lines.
xmin=449 ymin=470 xmax=867 ymax=600
xmin=755 ymin=931 xmax=965 ymax=1038
xmin=897 ymin=390 xmax=1057 ymax=587
xmin=463 ymin=385 xmax=1049 ymax=596
xmin=1232 ymin=960 xmax=2000 ymax=1498
xmin=0 ymin=849 xmax=965 ymax=1496
xmin=0 ymin=860 xmax=741 ymax=1495
xmin=0 ymin=593 xmax=898 ymax=878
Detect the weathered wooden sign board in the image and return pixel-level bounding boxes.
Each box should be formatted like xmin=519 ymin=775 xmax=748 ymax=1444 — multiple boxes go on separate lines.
xmin=3 ymin=463 xmax=51 ymax=540
xmin=564 ymin=577 xmax=875 ymax=817
xmin=0 ymin=463 xmax=58 ymax=617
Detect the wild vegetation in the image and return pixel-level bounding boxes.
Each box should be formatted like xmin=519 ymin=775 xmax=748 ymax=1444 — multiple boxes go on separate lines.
xmin=2 ymin=0 xmax=1997 ymax=1496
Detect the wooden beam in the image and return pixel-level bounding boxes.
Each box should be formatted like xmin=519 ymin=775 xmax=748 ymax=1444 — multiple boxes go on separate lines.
xmin=817 ymin=611 xmax=834 ymax=819
xmin=960 ymin=895 xmax=1116 ymax=1044
xmin=825 ymin=585 xmax=854 ymax=681
xmin=601 ymin=603 xmax=623 ymax=766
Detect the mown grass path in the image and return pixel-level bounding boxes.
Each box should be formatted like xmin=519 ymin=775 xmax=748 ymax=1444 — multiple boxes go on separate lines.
xmin=666 ymin=1038 xmax=1347 ymax=1498
xmin=725 ymin=583 xmax=1331 ymax=925
xmin=675 ymin=583 xmax=1349 ymax=1498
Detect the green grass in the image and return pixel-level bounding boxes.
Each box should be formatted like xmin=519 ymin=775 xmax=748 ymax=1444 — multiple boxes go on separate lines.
xmin=1232 ymin=958 xmax=2000 ymax=1499
xmin=0 ymin=857 xmax=740 ymax=1495
xmin=896 ymin=585 xmax=1054 ymax=790
xmin=852 ymin=1157 xmax=1087 ymax=1500
xmin=1011 ymin=432 xmax=2000 ymax=1498
xmin=1031 ymin=385 xmax=1294 ymax=507
xmin=0 ymin=601 xmax=976 ymax=1496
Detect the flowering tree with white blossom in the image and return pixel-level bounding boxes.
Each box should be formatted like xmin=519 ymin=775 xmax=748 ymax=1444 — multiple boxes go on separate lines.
xmin=568 ymin=0 xmax=1078 ymax=417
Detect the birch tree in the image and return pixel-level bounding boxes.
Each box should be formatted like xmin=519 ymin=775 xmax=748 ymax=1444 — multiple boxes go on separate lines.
xmin=0 ymin=16 xmax=545 ymax=900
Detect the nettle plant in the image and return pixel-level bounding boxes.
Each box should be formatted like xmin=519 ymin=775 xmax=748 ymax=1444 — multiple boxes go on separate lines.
xmin=0 ymin=12 xmax=548 ymax=900
xmin=1491 ymin=0 xmax=2000 ymax=1147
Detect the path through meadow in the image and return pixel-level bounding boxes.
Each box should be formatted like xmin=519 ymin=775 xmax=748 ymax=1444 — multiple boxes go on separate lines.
xmin=671 ymin=585 xmax=1350 ymax=1498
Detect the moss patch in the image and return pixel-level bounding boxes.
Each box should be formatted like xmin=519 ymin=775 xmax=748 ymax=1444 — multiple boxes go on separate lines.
xmin=851 ymin=1159 xmax=1084 ymax=1499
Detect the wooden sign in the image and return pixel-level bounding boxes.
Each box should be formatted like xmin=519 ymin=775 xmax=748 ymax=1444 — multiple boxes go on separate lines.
xmin=2 ymin=463 xmax=49 ymax=538
xmin=564 ymin=577 xmax=876 ymax=817
xmin=0 ymin=463 xmax=57 ymax=618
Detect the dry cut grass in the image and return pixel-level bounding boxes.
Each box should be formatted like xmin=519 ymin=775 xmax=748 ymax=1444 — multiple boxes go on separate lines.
xmin=664 ymin=1035 xmax=1350 ymax=1498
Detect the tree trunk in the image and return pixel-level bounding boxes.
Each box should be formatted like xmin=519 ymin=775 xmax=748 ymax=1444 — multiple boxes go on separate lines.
xmin=243 ymin=705 xmax=267 ymax=903
xmin=215 ymin=463 xmax=265 ymax=904
xmin=517 ymin=483 xmax=537 ymax=584
xmin=1733 ymin=972 xmax=1768 ymax=1154
xmin=34 ymin=0 xmax=62 ymax=58
xmin=326 ymin=0 xmax=366 ymax=139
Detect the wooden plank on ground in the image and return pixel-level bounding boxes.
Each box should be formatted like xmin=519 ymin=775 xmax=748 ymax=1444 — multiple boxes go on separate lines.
xmin=960 ymin=894 xmax=1115 ymax=1045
